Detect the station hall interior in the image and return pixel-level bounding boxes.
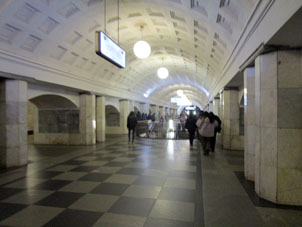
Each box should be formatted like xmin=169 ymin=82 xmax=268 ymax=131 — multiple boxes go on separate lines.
xmin=0 ymin=0 xmax=302 ymax=226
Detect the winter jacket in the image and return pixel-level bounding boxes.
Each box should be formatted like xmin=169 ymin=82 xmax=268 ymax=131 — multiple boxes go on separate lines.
xmin=196 ymin=117 xmax=218 ymax=137
xmin=185 ymin=115 xmax=197 ymax=132
xmin=127 ymin=115 xmax=137 ymax=129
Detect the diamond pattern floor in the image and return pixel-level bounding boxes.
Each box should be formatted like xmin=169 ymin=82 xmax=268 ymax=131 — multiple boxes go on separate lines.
xmin=0 ymin=139 xmax=203 ymax=227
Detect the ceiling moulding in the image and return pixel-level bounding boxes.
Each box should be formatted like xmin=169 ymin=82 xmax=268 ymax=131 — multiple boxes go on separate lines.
xmin=0 ymin=0 xmax=10 ymax=11
xmin=39 ymin=17 xmax=59 ymax=34
xmin=0 ymin=24 xmax=21 ymax=44
xmin=15 ymin=3 xmax=40 ymax=24
xmin=21 ymin=35 xmax=42 ymax=52
xmin=57 ymin=2 xmax=80 ymax=19
xmin=0 ymin=50 xmax=169 ymax=106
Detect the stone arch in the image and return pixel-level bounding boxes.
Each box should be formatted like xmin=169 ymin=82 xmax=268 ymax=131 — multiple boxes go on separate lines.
xmin=105 ymin=105 xmax=120 ymax=127
xmin=134 ymin=106 xmax=139 ymax=114
xmin=28 ymin=94 xmax=80 ymax=145
xmin=29 ymin=94 xmax=78 ymax=110
xmin=28 ymin=94 xmax=79 ymax=134
xmin=29 ymin=93 xmax=79 ymax=108
xmin=133 ymin=103 xmax=140 ymax=113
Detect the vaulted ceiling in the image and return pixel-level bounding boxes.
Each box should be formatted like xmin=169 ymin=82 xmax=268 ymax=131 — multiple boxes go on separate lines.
xmin=0 ymin=0 xmax=290 ymax=107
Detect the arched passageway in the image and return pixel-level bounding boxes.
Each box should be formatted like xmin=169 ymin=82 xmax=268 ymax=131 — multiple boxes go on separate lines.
xmin=28 ymin=95 xmax=80 ymax=145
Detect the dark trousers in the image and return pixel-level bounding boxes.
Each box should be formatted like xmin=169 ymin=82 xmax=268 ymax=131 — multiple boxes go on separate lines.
xmin=199 ymin=136 xmax=212 ymax=155
xmin=188 ymin=130 xmax=195 ymax=145
xmin=211 ymin=132 xmax=217 ymax=152
xmin=128 ymin=128 xmax=135 ymax=143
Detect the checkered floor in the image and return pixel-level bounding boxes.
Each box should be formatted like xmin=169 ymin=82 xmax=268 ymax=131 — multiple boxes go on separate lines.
xmin=0 ymin=139 xmax=203 ymax=227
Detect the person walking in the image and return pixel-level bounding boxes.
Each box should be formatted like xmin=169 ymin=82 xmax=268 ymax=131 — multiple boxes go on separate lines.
xmin=209 ymin=112 xmax=221 ymax=152
xmin=185 ymin=111 xmax=197 ymax=146
xmin=180 ymin=113 xmax=186 ymax=131
xmin=127 ymin=111 xmax=137 ymax=144
xmin=196 ymin=112 xmax=218 ymax=155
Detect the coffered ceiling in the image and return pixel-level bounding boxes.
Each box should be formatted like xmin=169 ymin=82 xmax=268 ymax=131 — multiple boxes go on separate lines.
xmin=0 ymin=0 xmax=291 ymax=107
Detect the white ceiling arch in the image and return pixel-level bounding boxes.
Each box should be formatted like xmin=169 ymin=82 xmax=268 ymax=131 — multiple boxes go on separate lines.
xmin=2 ymin=0 xmax=296 ymax=106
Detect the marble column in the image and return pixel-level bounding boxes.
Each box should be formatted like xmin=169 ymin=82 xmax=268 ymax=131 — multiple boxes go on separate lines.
xmin=120 ymin=100 xmax=131 ymax=134
xmin=209 ymin=101 xmax=214 ymax=112
xmin=213 ymin=97 xmax=220 ymax=116
xmin=79 ymin=94 xmax=96 ymax=145
xmin=222 ymin=88 xmax=243 ymax=150
xmin=166 ymin=107 xmax=170 ymax=117
xmin=255 ymin=50 xmax=302 ymax=205
xmin=219 ymin=92 xmax=224 ymax=120
xmin=139 ymin=103 xmax=149 ymax=114
xmin=159 ymin=106 xmax=164 ymax=119
xmin=151 ymin=105 xmax=159 ymax=121
xmin=96 ymin=96 xmax=105 ymax=142
xmin=244 ymin=67 xmax=256 ymax=181
xmin=0 ymin=79 xmax=28 ymax=168
xmin=129 ymin=100 xmax=134 ymax=113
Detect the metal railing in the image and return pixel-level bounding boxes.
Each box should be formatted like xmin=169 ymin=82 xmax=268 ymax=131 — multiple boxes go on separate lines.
xmin=136 ymin=119 xmax=189 ymax=140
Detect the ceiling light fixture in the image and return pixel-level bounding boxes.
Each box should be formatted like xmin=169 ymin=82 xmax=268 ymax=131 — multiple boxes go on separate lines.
xmin=177 ymin=89 xmax=183 ymax=96
xmin=133 ymin=26 xmax=151 ymax=59
xmin=143 ymin=93 xmax=149 ymax=98
xmin=157 ymin=57 xmax=169 ymax=79
xmin=157 ymin=67 xmax=169 ymax=79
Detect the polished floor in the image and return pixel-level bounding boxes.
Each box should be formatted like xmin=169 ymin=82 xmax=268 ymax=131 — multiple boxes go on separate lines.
xmin=0 ymin=136 xmax=301 ymax=227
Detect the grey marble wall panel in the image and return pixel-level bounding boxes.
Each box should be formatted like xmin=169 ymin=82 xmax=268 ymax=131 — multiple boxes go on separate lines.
xmin=106 ymin=106 xmax=120 ymax=127
xmin=39 ymin=109 xmax=79 ymax=133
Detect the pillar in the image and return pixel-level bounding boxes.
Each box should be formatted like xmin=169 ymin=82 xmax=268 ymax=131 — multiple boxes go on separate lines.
xmin=79 ymin=94 xmax=96 ymax=145
xmin=96 ymin=96 xmax=105 ymax=142
xmin=120 ymin=100 xmax=131 ymax=134
xmin=222 ymin=88 xmax=242 ymax=150
xmin=166 ymin=107 xmax=170 ymax=117
xmin=209 ymin=101 xmax=213 ymax=112
xmin=219 ymin=91 xmax=224 ymax=120
xmin=255 ymin=50 xmax=302 ymax=205
xmin=129 ymin=100 xmax=134 ymax=112
xmin=244 ymin=67 xmax=256 ymax=181
xmin=0 ymin=79 xmax=28 ymax=168
xmin=159 ymin=106 xmax=164 ymax=119
xmin=139 ymin=103 xmax=149 ymax=114
xmin=213 ymin=97 xmax=220 ymax=116
xmin=151 ymin=105 xmax=159 ymax=121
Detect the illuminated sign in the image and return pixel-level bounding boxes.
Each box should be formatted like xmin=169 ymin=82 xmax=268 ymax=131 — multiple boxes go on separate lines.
xmin=185 ymin=106 xmax=196 ymax=110
xmin=171 ymin=97 xmax=181 ymax=103
xmin=171 ymin=97 xmax=192 ymax=106
xmin=95 ymin=31 xmax=126 ymax=68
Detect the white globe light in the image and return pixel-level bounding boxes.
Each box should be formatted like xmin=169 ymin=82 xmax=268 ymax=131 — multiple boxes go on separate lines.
xmin=143 ymin=93 xmax=148 ymax=98
xmin=177 ymin=90 xmax=183 ymax=96
xmin=157 ymin=67 xmax=169 ymax=79
xmin=133 ymin=41 xmax=151 ymax=59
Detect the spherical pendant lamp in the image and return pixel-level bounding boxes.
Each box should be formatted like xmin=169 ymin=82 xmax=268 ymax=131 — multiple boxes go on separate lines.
xmin=177 ymin=89 xmax=183 ymax=96
xmin=157 ymin=67 xmax=169 ymax=79
xmin=133 ymin=40 xmax=151 ymax=59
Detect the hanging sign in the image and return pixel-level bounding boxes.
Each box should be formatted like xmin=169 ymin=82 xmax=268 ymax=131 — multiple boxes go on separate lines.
xmin=95 ymin=31 xmax=126 ymax=68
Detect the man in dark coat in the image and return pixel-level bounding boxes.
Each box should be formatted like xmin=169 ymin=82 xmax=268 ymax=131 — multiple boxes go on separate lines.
xmin=127 ymin=111 xmax=137 ymax=143
xmin=209 ymin=112 xmax=221 ymax=152
xmin=185 ymin=111 xmax=197 ymax=146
